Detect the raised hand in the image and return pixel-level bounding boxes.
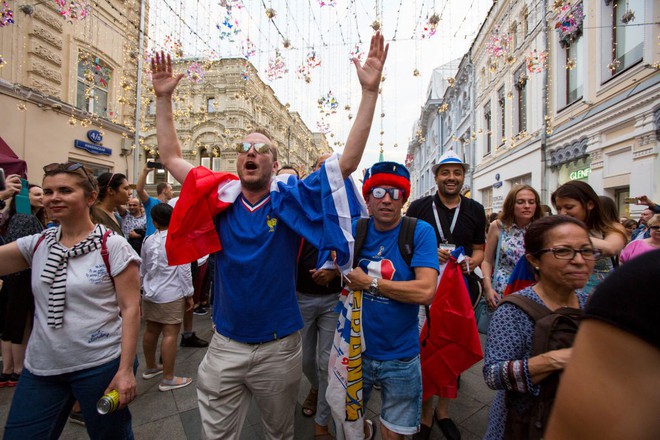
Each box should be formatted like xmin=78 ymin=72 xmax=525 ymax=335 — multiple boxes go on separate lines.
xmin=151 ymin=51 xmax=184 ymax=98
xmin=352 ymin=31 xmax=389 ymax=94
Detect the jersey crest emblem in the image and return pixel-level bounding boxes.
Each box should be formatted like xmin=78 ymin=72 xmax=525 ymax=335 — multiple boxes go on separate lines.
xmin=266 ymin=216 xmax=277 ymax=232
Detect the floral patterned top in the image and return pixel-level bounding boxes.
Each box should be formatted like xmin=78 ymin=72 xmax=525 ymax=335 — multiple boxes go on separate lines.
xmin=483 ymin=287 xmax=589 ymax=439
xmin=492 ymin=222 xmax=528 ymax=296
xmin=579 ymin=230 xmax=614 ymax=296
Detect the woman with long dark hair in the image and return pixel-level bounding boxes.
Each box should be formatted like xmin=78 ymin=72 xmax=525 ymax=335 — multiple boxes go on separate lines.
xmin=91 ymin=172 xmax=132 ymax=236
xmin=551 ymin=181 xmax=626 ymax=295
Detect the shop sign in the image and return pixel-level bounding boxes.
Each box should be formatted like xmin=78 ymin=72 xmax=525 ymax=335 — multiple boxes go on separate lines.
xmin=493 ymin=173 xmax=503 ymax=188
xmin=569 ymin=167 xmax=591 ymax=180
xmin=74 ymin=140 xmax=112 ymax=156
xmin=493 ymin=195 xmax=504 ymax=212
xmin=87 ymin=130 xmax=103 ymax=143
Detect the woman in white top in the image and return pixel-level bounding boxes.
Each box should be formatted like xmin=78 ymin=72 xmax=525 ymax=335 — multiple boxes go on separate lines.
xmin=0 ymin=162 xmax=141 ymax=440
xmin=140 ymin=202 xmax=194 ymax=391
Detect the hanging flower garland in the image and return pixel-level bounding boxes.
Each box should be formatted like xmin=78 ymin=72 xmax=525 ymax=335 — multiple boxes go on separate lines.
xmin=486 ymin=27 xmax=512 ymax=58
xmin=296 ymin=64 xmax=312 ymax=83
xmin=422 ymin=13 xmax=440 ymax=39
xmin=305 ymin=50 xmax=321 ymax=69
xmin=318 ymin=0 xmax=336 ymax=6
xmin=555 ymin=1 xmax=584 ymax=48
xmin=53 ymin=0 xmax=91 ymax=23
xmin=187 ymin=62 xmax=205 ymax=84
xmin=317 ymin=91 xmax=338 ymax=116
xmin=350 ymin=44 xmax=364 ymax=64
xmin=80 ymin=53 xmax=112 ymax=88
xmin=1 ymin=2 xmax=14 ymax=27
xmin=240 ymin=62 xmax=252 ymax=81
xmin=526 ymin=49 xmax=548 ymax=73
xmin=241 ymin=38 xmax=256 ymax=59
xmin=266 ymin=49 xmax=287 ymax=81
xmin=219 ymin=0 xmax=243 ymax=10
xmin=163 ymin=35 xmax=185 ymax=58
xmin=217 ymin=11 xmax=240 ymax=42
xmin=316 ymin=120 xmax=331 ymax=134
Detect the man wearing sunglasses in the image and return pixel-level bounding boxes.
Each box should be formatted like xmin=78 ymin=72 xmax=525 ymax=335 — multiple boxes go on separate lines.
xmin=343 ymin=162 xmax=439 ymax=440
xmin=150 ymin=33 xmax=388 ymax=439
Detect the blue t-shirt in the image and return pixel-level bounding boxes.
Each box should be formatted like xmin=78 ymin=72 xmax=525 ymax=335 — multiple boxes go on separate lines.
xmin=143 ymin=196 xmax=160 ymax=236
xmin=213 ymin=193 xmax=303 ymax=343
xmin=354 ymin=218 xmax=439 ymax=360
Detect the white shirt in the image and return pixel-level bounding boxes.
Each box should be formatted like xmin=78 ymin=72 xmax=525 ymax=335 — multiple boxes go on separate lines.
xmin=140 ymin=229 xmax=193 ymax=303
xmin=17 ymin=232 xmax=141 ymax=376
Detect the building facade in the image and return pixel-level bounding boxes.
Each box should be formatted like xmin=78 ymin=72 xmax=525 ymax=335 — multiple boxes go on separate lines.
xmin=407 ymin=59 xmax=460 ymax=201
xmin=546 ymin=0 xmax=659 ymax=219
xmin=408 ymin=0 xmax=659 ymax=219
xmin=140 ymin=58 xmax=330 ymax=190
xmin=0 ymin=0 xmax=144 ymax=182
xmin=471 ymin=0 xmax=546 ymax=215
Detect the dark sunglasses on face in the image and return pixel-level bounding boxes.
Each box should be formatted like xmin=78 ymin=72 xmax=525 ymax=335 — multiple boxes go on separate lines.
xmin=649 ymin=226 xmax=660 ymax=231
xmin=235 ymin=142 xmax=271 ymax=154
xmin=371 ymin=187 xmax=403 ymax=201
xmin=43 ymin=162 xmax=95 ymax=187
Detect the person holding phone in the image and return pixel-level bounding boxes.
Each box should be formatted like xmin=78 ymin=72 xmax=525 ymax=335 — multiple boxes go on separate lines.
xmin=0 ymin=182 xmax=45 ymax=388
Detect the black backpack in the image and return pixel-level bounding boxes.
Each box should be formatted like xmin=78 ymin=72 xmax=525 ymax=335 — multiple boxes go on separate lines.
xmin=352 ymin=216 xmax=417 ymax=268
xmin=499 ymin=294 xmax=583 ymax=440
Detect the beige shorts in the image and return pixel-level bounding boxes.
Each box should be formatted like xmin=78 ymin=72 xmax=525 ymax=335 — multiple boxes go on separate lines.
xmin=142 ymin=297 xmax=185 ymax=325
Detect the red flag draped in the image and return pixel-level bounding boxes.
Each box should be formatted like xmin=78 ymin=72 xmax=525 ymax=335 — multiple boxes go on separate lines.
xmin=419 ymin=256 xmax=483 ymax=401
xmin=166 ymin=167 xmax=238 ymax=265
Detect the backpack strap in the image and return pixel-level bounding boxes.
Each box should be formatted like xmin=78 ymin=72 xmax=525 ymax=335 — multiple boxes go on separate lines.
xmin=352 ymin=217 xmax=370 ymax=268
xmin=32 ymin=233 xmax=47 ymax=255
xmin=499 ymin=294 xmax=551 ymax=323
xmin=100 ymin=229 xmax=115 ymax=287
xmin=397 ymin=216 xmax=417 ymax=267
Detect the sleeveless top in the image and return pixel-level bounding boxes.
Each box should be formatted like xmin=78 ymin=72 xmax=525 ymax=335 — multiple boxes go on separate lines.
xmin=492 ymin=222 xmax=528 ymax=296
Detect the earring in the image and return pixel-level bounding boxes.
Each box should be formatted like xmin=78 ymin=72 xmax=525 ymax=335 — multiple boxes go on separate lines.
xmin=535 ymin=266 xmax=540 ymax=270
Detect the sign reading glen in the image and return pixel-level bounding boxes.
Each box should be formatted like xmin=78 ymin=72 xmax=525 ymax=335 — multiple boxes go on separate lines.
xmin=569 ymin=167 xmax=591 ymax=180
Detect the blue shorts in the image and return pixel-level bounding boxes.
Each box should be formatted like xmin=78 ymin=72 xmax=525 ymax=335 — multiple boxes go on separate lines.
xmin=362 ymin=355 xmax=422 ymax=435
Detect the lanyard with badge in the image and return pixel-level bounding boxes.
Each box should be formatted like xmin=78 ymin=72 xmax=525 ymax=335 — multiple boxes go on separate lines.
xmin=432 ymin=199 xmax=460 ymax=249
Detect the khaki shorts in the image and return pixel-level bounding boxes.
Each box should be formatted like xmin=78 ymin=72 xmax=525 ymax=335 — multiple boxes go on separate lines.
xmin=142 ymin=297 xmax=185 ymax=325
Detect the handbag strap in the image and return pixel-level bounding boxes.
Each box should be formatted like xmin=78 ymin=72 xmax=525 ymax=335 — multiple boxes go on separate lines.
xmin=493 ymin=221 xmax=504 ymax=280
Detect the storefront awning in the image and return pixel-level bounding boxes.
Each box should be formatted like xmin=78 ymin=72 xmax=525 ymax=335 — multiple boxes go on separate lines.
xmin=0 ymin=135 xmax=27 ymax=178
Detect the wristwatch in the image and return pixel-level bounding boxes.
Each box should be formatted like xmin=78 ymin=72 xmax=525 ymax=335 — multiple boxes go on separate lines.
xmin=367 ymin=277 xmax=379 ymax=294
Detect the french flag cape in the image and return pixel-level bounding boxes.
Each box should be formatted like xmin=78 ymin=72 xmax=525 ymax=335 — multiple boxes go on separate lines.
xmin=165 ymin=154 xmax=366 ymax=275
xmin=419 ymin=247 xmax=483 ymax=401
xmin=503 ymin=255 xmax=536 ymax=296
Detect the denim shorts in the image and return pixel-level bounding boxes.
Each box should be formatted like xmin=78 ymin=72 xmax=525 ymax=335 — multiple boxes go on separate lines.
xmin=362 ymin=355 xmax=422 ymax=435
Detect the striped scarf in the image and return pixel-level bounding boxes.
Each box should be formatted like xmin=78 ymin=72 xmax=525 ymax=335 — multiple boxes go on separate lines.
xmin=39 ymin=224 xmax=110 ymax=328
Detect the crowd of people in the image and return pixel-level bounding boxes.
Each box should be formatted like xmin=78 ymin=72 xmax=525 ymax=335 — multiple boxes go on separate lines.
xmin=1 ymin=30 xmax=659 ymax=440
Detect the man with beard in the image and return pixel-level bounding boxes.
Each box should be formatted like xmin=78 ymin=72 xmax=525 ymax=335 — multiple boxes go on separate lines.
xmin=406 ymin=150 xmax=486 ymax=440
xmin=151 ymin=33 xmax=388 ymax=439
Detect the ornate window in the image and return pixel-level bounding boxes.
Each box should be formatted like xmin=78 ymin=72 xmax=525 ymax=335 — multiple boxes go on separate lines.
xmin=498 ymin=87 xmax=506 ymax=147
xmin=76 ymin=51 xmax=111 ymax=118
xmin=514 ymin=67 xmax=528 ymax=134
xmin=610 ymin=0 xmax=644 ymax=75
xmin=484 ymin=102 xmax=492 ymax=156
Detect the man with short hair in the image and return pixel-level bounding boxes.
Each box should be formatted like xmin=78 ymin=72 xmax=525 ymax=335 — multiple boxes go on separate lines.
xmin=136 ymin=167 xmax=174 ymax=237
xmin=407 ymin=150 xmax=486 ymax=440
xmin=632 ymin=208 xmax=653 ymax=240
xmin=151 ymin=33 xmax=388 ymax=439
xmin=344 ymin=161 xmax=439 ymax=440
xmin=121 ymin=197 xmax=146 ymax=254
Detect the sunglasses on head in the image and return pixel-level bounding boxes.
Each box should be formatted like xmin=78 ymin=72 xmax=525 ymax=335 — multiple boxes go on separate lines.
xmin=234 ymin=142 xmax=271 ymax=155
xmin=43 ymin=162 xmax=95 ymax=187
xmin=371 ymin=187 xmax=403 ymax=201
